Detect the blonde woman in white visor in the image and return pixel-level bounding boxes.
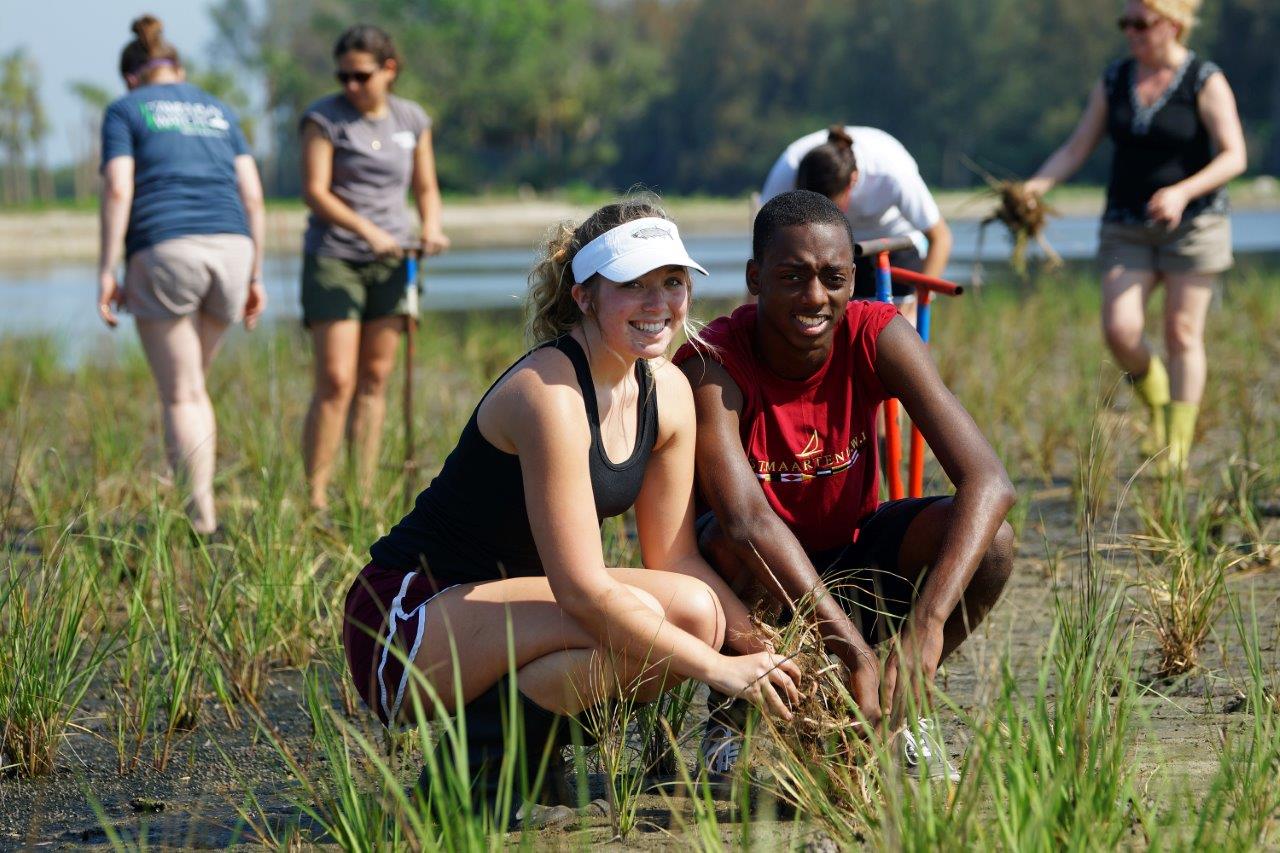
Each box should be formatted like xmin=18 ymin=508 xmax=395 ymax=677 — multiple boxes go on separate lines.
xmin=342 ymin=197 xmax=800 ymax=822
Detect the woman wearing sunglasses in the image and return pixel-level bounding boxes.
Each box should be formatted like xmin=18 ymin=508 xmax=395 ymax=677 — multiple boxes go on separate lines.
xmin=299 ymin=24 xmax=449 ymax=511
xmin=1026 ymin=0 xmax=1245 ymax=474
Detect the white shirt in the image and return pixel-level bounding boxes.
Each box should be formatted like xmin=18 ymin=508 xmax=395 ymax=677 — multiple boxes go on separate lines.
xmin=760 ymin=126 xmax=941 ymax=252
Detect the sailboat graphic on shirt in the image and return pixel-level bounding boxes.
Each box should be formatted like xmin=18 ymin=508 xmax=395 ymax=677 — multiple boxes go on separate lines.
xmin=796 ymin=430 xmax=823 ymax=459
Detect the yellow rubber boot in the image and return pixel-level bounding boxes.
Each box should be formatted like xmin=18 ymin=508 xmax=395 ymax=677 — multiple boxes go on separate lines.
xmin=1132 ymin=356 xmax=1171 ymax=459
xmin=1166 ymin=401 xmax=1198 ymax=474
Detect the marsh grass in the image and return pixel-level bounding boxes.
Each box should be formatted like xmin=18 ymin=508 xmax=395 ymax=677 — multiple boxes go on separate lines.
xmin=1131 ymin=481 xmax=1239 ymax=678
xmin=0 ymin=547 xmax=114 ymax=777
xmin=2 ymin=268 xmax=1280 ymax=845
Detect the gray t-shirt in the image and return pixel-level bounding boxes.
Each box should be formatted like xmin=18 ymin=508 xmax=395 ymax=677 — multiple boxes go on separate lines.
xmin=300 ymin=93 xmax=431 ymax=261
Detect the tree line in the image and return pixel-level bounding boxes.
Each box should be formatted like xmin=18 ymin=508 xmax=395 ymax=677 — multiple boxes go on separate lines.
xmin=2 ymin=0 xmax=1277 ymax=203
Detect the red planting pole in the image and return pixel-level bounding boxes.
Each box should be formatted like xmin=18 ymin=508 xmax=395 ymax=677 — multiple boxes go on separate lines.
xmin=876 ymin=251 xmax=904 ymax=501
xmin=890 ymin=266 xmax=962 ymax=497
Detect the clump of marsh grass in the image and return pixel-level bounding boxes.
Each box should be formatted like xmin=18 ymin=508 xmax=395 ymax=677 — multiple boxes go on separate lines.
xmin=0 ymin=547 xmax=114 ymax=777
xmin=1130 ymin=480 xmax=1239 ymax=679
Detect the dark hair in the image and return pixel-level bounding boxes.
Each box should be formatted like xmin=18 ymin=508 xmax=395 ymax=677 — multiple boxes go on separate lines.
xmin=526 ymin=196 xmax=668 ymax=343
xmin=119 ymin=15 xmax=180 ymax=80
xmin=752 ymin=190 xmax=854 ymax=261
xmin=795 ymin=125 xmax=858 ymax=200
xmin=333 ymin=24 xmax=400 ymax=66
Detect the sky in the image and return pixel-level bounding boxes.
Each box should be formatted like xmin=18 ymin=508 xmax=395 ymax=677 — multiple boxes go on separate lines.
xmin=0 ymin=0 xmax=226 ymax=166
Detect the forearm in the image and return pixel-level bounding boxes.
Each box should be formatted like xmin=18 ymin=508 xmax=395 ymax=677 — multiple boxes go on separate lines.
xmin=415 ymin=180 xmax=444 ymax=237
xmin=1030 ymin=145 xmax=1085 ymax=190
xmin=243 ymin=195 xmax=265 ymax=282
xmin=98 ymin=190 xmax=131 ymax=274
xmin=920 ymin=222 xmax=952 ymax=279
xmin=1171 ymin=149 xmax=1246 ymax=202
xmin=723 ymin=515 xmax=873 ymax=668
xmin=305 ymin=188 xmax=375 ymax=240
xmin=562 ymin=579 xmax=721 ymax=682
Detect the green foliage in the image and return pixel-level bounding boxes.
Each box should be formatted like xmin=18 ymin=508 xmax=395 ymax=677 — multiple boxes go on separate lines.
xmin=205 ymin=0 xmax=1280 ymax=196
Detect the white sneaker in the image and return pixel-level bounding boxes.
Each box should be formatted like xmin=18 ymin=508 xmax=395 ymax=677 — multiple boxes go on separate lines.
xmin=700 ymin=722 xmax=743 ymax=777
xmin=898 ymin=718 xmax=960 ymax=783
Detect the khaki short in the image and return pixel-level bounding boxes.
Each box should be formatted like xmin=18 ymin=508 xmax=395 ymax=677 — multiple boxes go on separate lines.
xmin=1097 ymin=214 xmax=1233 ymax=275
xmin=125 ymin=234 xmax=254 ymax=324
xmin=300 ymin=253 xmax=411 ymax=326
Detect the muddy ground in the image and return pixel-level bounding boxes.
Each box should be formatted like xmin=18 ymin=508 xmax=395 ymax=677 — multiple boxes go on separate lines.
xmin=3 ymin=467 xmax=1277 ymax=851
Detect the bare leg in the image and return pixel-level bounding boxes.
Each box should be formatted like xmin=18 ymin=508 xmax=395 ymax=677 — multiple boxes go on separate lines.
xmin=403 ymin=569 xmax=726 ymax=719
xmin=1161 ymin=272 xmax=1214 ymax=404
xmin=303 ymin=320 xmax=361 ymax=510
xmin=1100 ymin=265 xmax=1159 ymax=376
xmin=348 ymin=317 xmax=402 ymax=500
xmin=136 ymin=316 xmax=228 ymax=534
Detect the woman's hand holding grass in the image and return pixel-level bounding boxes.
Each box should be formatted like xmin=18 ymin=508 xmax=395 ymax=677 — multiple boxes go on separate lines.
xmin=708 ymin=651 xmax=802 ymax=721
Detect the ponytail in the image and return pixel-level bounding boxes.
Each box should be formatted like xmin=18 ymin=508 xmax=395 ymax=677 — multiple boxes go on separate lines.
xmin=119 ymin=15 xmax=181 ymax=81
xmin=796 ymin=125 xmax=858 ymax=201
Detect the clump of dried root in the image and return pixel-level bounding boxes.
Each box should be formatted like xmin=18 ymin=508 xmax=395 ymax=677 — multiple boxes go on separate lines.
xmin=740 ymin=597 xmax=877 ymax=808
xmin=966 ymin=157 xmax=1063 ymax=280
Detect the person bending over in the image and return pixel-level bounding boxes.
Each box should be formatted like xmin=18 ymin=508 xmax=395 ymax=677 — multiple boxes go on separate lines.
xmin=342 ymin=199 xmax=800 ymax=824
xmin=760 ymin=125 xmax=954 ymax=317
xmin=675 ymin=190 xmax=1014 ymax=781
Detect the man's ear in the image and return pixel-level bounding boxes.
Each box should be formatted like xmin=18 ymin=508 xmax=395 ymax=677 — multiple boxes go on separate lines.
xmin=745 ymin=259 xmax=761 ymax=297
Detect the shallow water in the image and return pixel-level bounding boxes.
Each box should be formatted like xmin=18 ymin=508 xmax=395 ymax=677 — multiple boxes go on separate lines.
xmin=2 ymin=210 xmax=1278 ymax=364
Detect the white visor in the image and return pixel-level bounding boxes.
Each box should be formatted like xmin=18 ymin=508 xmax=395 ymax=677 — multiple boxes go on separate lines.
xmin=570 ymin=217 xmax=709 ymax=284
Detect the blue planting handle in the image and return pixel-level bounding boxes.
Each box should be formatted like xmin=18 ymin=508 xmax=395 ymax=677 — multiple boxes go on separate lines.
xmin=917 ymin=293 xmax=931 ymax=343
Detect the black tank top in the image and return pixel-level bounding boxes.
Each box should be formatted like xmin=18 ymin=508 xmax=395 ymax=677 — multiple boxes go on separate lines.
xmin=1102 ymin=53 xmax=1226 ymax=224
xmin=369 ymin=335 xmax=659 ymax=583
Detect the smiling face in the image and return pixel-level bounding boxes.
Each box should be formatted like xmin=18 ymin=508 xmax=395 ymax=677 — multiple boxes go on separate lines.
xmin=747 ymin=221 xmax=854 ymax=376
xmin=335 ymin=50 xmax=397 ymax=113
xmin=576 ymin=264 xmax=692 ymax=361
xmin=1121 ymin=0 xmax=1180 ymax=62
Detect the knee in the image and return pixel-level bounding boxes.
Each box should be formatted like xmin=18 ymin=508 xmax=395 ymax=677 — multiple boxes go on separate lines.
xmin=315 ymin=366 xmax=357 ymax=404
xmin=664 ymin=577 xmax=726 ymax=651
xmin=977 ymin=521 xmax=1016 ymax=595
xmin=356 ymin=360 xmax=394 ymax=397
xmin=1164 ymin=314 xmax=1203 ymax=355
xmin=1102 ymin=314 xmax=1143 ymax=352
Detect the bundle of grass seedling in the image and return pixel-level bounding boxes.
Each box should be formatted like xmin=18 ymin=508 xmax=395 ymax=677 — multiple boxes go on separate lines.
xmin=964 ymin=157 xmax=1063 ymax=279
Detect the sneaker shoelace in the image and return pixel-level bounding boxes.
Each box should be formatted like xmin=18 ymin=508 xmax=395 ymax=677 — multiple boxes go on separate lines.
xmin=701 ymin=724 xmax=742 ymax=776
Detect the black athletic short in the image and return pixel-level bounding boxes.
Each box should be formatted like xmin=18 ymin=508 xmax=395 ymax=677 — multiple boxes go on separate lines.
xmin=852 ymin=246 xmax=923 ymax=300
xmin=696 ymin=495 xmax=947 ymax=643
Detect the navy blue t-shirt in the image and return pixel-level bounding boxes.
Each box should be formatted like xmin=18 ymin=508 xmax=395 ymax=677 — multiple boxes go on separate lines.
xmin=101 ymin=82 xmax=251 ymax=258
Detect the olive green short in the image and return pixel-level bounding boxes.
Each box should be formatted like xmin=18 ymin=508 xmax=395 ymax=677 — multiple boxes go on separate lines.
xmin=301 ymin=253 xmax=411 ymax=325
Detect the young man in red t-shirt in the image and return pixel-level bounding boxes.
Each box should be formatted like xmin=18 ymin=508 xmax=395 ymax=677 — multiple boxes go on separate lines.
xmin=673 ymin=190 xmax=1015 ymax=781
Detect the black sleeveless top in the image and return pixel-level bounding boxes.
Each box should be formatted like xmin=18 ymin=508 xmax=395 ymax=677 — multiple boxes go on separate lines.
xmin=1102 ymin=52 xmax=1226 ymax=224
xmin=369 ymin=335 xmax=659 ymax=583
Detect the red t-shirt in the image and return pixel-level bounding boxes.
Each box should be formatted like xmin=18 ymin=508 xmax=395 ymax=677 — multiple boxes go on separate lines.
xmin=674 ymin=300 xmax=898 ymax=553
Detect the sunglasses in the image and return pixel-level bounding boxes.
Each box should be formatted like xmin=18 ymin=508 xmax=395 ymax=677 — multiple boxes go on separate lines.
xmin=335 ymin=70 xmax=376 ymax=85
xmin=1116 ymin=15 xmax=1158 ymax=32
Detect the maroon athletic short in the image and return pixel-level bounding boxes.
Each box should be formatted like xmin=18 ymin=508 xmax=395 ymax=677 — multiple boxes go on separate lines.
xmin=342 ymin=563 xmax=456 ymax=726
